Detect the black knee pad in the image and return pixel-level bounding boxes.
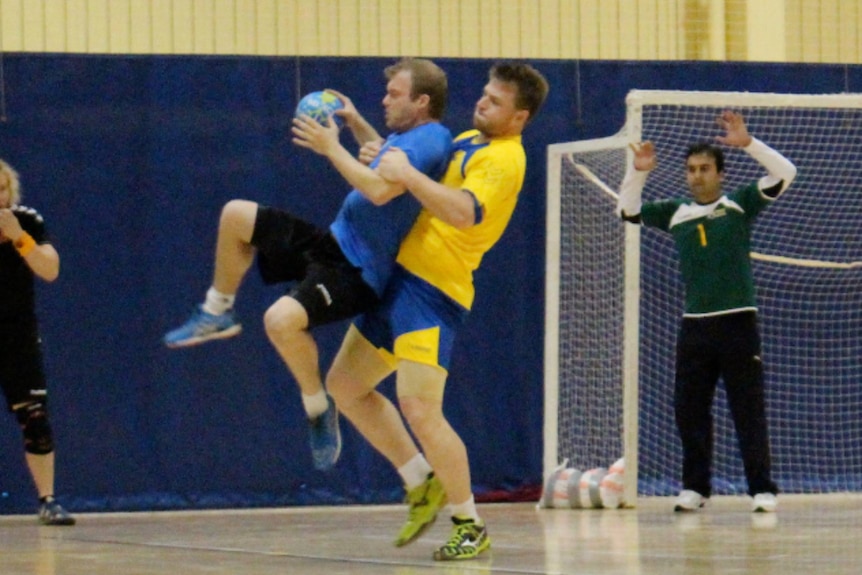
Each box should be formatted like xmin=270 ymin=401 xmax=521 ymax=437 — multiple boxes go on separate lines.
xmin=14 ymin=402 xmax=54 ymax=455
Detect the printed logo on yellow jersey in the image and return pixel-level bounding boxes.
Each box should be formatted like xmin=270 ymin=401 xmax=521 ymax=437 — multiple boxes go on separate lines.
xmin=480 ymin=165 xmax=507 ymax=187
xmin=394 ymin=326 xmax=441 ymax=367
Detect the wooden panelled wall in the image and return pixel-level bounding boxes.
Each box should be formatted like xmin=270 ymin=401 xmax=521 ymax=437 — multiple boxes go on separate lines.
xmin=0 ymin=0 xmax=859 ymax=63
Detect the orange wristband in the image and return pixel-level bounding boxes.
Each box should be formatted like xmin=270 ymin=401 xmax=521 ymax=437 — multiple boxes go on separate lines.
xmin=13 ymin=232 xmax=36 ymax=257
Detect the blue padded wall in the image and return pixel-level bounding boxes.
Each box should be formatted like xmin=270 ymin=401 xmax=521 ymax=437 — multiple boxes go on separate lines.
xmin=0 ymin=54 xmax=859 ymax=514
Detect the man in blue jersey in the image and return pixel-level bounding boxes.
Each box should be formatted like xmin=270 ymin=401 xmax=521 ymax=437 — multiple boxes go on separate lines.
xmin=326 ymin=63 xmax=549 ymax=561
xmin=164 ymin=58 xmax=452 ymax=471
xmin=617 ymin=111 xmax=797 ymax=513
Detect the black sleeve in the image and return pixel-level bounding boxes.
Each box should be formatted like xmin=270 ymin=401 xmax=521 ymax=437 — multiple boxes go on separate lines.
xmin=761 ymin=180 xmax=784 ymax=199
xmin=14 ymin=206 xmax=49 ymax=244
xmin=620 ymin=210 xmax=642 ymax=224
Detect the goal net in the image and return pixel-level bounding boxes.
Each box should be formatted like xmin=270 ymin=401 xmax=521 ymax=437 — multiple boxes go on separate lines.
xmin=545 ymin=90 xmax=862 ymax=505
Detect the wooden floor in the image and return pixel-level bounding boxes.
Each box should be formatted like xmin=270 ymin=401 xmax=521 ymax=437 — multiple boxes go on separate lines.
xmin=3 ymin=494 xmax=862 ymax=575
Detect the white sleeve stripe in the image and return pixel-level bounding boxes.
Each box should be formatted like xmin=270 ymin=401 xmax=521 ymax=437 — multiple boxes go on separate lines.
xmin=745 ymin=137 xmax=797 ymax=196
xmin=617 ymin=165 xmax=648 ymax=217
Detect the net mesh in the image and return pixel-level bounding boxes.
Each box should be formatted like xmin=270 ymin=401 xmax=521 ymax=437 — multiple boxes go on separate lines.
xmin=554 ymin=147 xmax=628 ymax=472
xmin=550 ymin=92 xmax=862 ymax=496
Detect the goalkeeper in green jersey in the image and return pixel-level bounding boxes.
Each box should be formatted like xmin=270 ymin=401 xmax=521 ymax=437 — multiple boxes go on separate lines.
xmin=617 ymin=110 xmax=797 ymax=513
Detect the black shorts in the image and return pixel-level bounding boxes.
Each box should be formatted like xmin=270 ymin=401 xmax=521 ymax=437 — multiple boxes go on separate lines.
xmin=251 ymin=205 xmax=379 ymax=328
xmin=0 ymin=319 xmax=47 ymax=411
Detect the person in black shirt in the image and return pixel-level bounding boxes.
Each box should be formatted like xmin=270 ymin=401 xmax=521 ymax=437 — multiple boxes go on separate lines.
xmin=0 ymin=159 xmax=74 ymax=525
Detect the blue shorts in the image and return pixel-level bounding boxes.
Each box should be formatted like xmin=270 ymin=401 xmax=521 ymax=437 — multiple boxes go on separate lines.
xmin=355 ymin=267 xmax=468 ymax=371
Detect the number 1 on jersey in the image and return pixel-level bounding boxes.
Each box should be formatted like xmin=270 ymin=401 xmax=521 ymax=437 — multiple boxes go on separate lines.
xmin=697 ymin=223 xmax=707 ymax=247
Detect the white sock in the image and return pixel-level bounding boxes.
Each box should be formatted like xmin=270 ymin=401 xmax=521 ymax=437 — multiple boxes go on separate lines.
xmin=302 ymin=390 xmax=330 ymax=420
xmin=397 ymin=453 xmax=434 ymax=490
xmin=202 ymin=287 xmax=235 ymax=315
xmin=449 ymin=495 xmax=480 ymax=523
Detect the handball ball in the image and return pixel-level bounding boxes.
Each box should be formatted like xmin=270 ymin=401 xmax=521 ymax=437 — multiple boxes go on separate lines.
xmin=578 ymin=467 xmax=607 ymax=509
xmin=609 ymin=457 xmax=625 ymax=476
xmin=599 ymin=471 xmax=625 ymax=509
xmin=295 ymin=91 xmax=344 ymax=126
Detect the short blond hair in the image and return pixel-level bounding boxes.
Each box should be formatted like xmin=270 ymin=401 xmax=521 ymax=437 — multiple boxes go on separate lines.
xmin=384 ymin=58 xmax=448 ymax=120
xmin=0 ymin=159 xmax=21 ymax=205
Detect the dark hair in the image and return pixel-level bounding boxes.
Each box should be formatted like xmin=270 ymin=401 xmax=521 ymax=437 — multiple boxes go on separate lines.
xmin=686 ymin=142 xmax=725 ymax=172
xmin=384 ymin=58 xmax=448 ymax=120
xmin=489 ymin=62 xmax=550 ymax=124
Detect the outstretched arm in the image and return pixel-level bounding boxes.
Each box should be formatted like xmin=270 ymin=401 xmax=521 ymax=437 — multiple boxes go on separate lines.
xmin=617 ymin=141 xmax=655 ymax=221
xmin=716 ymin=110 xmax=797 ymax=197
xmin=292 ymin=115 xmax=405 ymax=205
xmin=377 ymin=148 xmax=476 ymax=229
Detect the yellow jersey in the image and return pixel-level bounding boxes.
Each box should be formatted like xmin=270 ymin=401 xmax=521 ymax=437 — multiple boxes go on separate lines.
xmin=396 ymin=129 xmax=526 ymax=309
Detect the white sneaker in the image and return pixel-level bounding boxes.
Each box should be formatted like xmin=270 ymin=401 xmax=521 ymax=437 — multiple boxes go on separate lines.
xmin=673 ymin=489 xmax=707 ymax=512
xmin=751 ymin=492 xmax=777 ymax=513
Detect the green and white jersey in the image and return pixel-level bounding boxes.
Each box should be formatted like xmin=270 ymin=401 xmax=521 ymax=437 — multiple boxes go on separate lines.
xmin=641 ymin=183 xmax=773 ymax=317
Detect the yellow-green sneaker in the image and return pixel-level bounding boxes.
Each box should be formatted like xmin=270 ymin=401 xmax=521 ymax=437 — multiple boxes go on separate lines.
xmin=394 ymin=473 xmax=446 ymax=547
xmin=433 ymin=516 xmax=490 ymax=561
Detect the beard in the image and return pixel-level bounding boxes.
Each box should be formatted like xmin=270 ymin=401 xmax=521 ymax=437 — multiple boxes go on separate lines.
xmin=472 ymin=112 xmax=491 ymax=134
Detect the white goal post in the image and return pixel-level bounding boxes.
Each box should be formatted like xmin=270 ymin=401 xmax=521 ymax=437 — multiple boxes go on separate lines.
xmin=545 ymin=89 xmax=862 ymax=507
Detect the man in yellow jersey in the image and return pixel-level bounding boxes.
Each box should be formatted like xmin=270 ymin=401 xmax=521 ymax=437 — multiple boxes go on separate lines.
xmin=327 ymin=63 xmax=549 ymax=561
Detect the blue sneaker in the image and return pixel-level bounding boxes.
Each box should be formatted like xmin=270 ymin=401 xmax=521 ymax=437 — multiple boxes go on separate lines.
xmin=164 ymin=305 xmax=242 ymax=348
xmin=309 ymin=395 xmax=341 ymax=471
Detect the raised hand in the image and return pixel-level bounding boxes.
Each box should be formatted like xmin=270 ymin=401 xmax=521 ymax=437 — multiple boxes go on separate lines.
xmin=326 ymin=89 xmax=359 ymax=126
xmin=291 ymin=112 xmax=341 ymax=156
xmin=630 ymin=141 xmax=657 ymax=172
xmin=714 ymin=110 xmax=753 ymax=147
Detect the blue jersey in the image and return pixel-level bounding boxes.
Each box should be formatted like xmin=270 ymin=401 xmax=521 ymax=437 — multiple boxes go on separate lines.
xmin=330 ymin=122 xmax=452 ymax=296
